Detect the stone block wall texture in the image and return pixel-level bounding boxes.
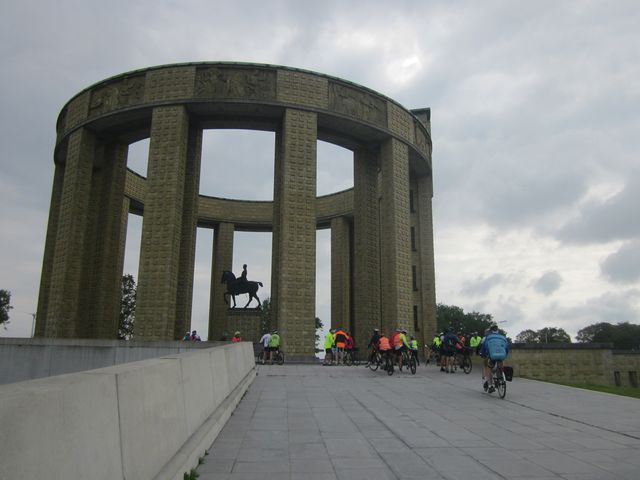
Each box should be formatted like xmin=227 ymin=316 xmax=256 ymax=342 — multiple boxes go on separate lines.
xmin=509 ymin=345 xmax=614 ymax=386
xmin=226 ymin=310 xmax=262 ymax=343
xmin=331 ymin=216 xmax=351 ymax=331
xmin=82 ymin=141 xmax=129 ymax=338
xmin=210 ymin=222 xmax=234 ymax=341
xmin=135 ymin=106 xmax=190 ymax=339
xmin=272 ymin=109 xmax=317 ymax=357
xmin=174 ymin=126 xmax=203 ymax=338
xmin=353 ymin=148 xmax=381 ymax=337
xmin=40 ymin=63 xmax=434 ymax=354
xmin=36 ymin=163 xmax=65 ymax=337
xmin=379 ymin=138 xmax=412 ymax=334
xmin=46 ymin=128 xmax=96 ymax=337
xmin=612 ymin=352 xmax=640 ymax=387
xmin=416 ymin=173 xmax=437 ymax=351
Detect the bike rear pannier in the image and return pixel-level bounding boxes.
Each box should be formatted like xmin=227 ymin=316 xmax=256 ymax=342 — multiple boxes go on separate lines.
xmin=503 ymin=366 xmax=513 ymax=382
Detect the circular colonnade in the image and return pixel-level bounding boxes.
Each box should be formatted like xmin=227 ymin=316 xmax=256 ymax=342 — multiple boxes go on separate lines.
xmin=36 ymin=62 xmax=436 ymax=358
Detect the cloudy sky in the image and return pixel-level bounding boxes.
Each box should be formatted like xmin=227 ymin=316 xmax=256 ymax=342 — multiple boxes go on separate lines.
xmin=1 ymin=0 xmax=639 ymax=342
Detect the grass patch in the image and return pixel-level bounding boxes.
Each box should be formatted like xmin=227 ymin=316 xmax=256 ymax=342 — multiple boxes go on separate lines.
xmin=536 ymin=379 xmax=640 ymax=399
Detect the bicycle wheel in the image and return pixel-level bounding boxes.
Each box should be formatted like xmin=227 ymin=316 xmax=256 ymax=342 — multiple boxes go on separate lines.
xmin=409 ymin=356 xmax=417 ymax=374
xmin=462 ymin=356 xmax=472 ymax=374
xmin=256 ymin=351 xmax=264 ymax=364
xmin=386 ymin=356 xmax=394 ymax=376
xmin=276 ymin=352 xmax=285 ymax=365
xmin=368 ymin=353 xmax=380 ymax=371
xmin=496 ymin=378 xmax=506 ymax=398
xmin=344 ymin=352 xmax=353 ymax=366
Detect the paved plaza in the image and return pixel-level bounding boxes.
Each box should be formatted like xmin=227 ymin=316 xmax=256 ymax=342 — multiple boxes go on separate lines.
xmin=196 ymin=362 xmax=640 ymax=479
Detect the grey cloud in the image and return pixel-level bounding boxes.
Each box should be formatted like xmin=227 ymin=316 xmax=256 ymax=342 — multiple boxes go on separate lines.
xmin=533 ymin=271 xmax=562 ymax=295
xmin=556 ymin=173 xmax=640 ymax=244
xmin=460 ymin=274 xmax=505 ymax=296
xmin=601 ymin=240 xmax=640 ymax=284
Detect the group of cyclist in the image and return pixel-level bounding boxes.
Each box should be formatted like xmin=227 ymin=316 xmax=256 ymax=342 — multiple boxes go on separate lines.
xmin=364 ymin=328 xmax=420 ymax=372
xmin=428 ymin=325 xmax=509 ymax=393
xmin=358 ymin=323 xmax=509 ymax=393
xmin=322 ymin=327 xmax=357 ymax=365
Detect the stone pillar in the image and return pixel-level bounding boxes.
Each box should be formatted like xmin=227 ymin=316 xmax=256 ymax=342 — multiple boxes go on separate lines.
xmin=174 ymin=125 xmax=203 ymax=338
xmin=353 ymin=148 xmax=381 ymax=338
xmin=35 ymin=163 xmax=65 ymax=337
xmin=83 ymin=141 xmax=129 ymax=338
xmin=135 ymin=106 xmax=190 ymax=340
xmin=331 ymin=216 xmax=351 ymax=332
xmin=44 ymin=128 xmax=96 ymax=337
xmin=417 ymin=173 xmax=437 ymax=344
xmin=270 ymin=130 xmax=283 ymax=328
xmin=209 ymin=222 xmax=234 ymax=341
xmin=271 ymin=108 xmax=317 ymax=358
xmin=379 ymin=138 xmax=412 ymax=334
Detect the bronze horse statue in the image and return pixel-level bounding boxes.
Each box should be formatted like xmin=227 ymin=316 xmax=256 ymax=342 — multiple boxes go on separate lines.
xmin=221 ymin=270 xmax=263 ymax=308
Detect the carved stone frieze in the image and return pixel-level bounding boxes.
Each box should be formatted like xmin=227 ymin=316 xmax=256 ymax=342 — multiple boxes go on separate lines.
xmin=195 ymin=67 xmax=276 ymax=100
xmin=329 ymin=82 xmax=386 ymax=127
xmin=88 ymin=75 xmax=145 ymax=116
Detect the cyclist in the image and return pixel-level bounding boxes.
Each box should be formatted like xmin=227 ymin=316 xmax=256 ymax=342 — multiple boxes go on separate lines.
xmin=378 ymin=333 xmax=392 ymax=370
xmin=430 ymin=333 xmax=441 ymax=366
xmin=479 ymin=324 xmax=509 ymax=393
xmin=410 ymin=336 xmax=420 ymax=366
xmin=366 ymin=328 xmax=381 ymax=366
xmin=323 ymin=329 xmax=335 ymax=365
xmin=394 ymin=329 xmax=411 ymax=371
xmin=268 ymin=330 xmax=281 ymax=365
xmin=334 ymin=327 xmax=348 ymax=365
xmin=441 ymin=328 xmax=462 ymax=373
xmin=469 ymin=331 xmax=482 ymax=355
xmin=259 ymin=331 xmax=271 ymax=364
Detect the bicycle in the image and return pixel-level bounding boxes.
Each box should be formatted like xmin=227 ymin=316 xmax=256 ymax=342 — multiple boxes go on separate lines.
xmin=399 ymin=348 xmax=417 ymax=374
xmin=367 ymin=349 xmax=382 ymax=371
xmin=262 ymin=349 xmax=284 ymax=365
xmin=344 ymin=348 xmax=361 ymax=366
xmin=486 ymin=360 xmax=507 ymax=398
xmin=455 ymin=347 xmax=473 ymax=374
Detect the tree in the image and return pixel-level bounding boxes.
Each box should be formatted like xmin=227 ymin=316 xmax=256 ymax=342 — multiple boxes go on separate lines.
xmin=118 ymin=274 xmax=136 ymax=340
xmin=260 ymin=297 xmax=272 ymax=334
xmin=315 ymin=316 xmax=324 ymax=353
xmin=514 ymin=327 xmax=571 ymax=343
xmin=515 ymin=329 xmax=538 ymax=343
xmin=0 ymin=289 xmax=12 ymax=329
xmin=577 ymin=322 xmax=640 ymax=350
xmin=576 ymin=322 xmax=613 ymax=343
xmin=436 ymin=304 xmax=495 ymax=336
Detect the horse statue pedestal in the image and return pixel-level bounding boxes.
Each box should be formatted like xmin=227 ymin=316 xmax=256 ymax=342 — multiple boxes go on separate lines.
xmin=226 ymin=309 xmax=262 ymax=344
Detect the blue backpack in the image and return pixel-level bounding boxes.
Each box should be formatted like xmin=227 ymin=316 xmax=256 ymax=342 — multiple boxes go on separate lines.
xmin=485 ymin=335 xmax=507 ymax=361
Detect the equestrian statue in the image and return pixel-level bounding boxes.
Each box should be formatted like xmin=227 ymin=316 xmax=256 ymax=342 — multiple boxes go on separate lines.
xmin=221 ymin=264 xmax=263 ymax=308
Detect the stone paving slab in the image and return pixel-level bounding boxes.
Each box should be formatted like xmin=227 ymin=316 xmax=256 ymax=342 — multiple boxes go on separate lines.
xmin=196 ymin=364 xmax=640 ymax=480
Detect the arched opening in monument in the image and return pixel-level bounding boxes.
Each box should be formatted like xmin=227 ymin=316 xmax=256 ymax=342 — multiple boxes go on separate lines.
xmin=190 ymin=227 xmax=213 ymax=340
xmin=126 ymin=138 xmax=150 ymax=177
xmin=316 ymin=140 xmax=353 ymax=195
xmin=199 ymin=130 xmax=275 ymax=200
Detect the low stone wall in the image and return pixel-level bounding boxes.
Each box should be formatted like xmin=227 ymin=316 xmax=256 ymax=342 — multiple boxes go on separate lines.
xmin=0 ymin=337 xmax=226 ymax=385
xmin=509 ymin=343 xmax=614 ymax=386
xmin=0 ymin=342 xmax=255 ymax=480
xmin=612 ymin=351 xmax=640 ymax=387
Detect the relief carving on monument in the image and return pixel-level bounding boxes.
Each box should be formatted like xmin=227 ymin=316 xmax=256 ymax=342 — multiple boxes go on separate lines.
xmin=88 ymin=75 xmax=145 ymax=116
xmin=329 ymin=83 xmax=386 ymax=126
xmin=195 ymin=67 xmax=276 ymax=100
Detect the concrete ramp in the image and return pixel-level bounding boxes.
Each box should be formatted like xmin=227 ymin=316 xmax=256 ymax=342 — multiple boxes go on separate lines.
xmin=196 ymin=364 xmax=640 ymax=480
xmin=0 ymin=342 xmax=255 ymax=480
